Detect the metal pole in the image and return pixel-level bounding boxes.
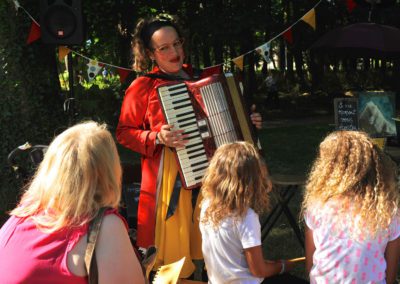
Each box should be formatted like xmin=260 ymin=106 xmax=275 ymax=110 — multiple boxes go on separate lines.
xmin=66 ymin=51 xmax=75 ymax=126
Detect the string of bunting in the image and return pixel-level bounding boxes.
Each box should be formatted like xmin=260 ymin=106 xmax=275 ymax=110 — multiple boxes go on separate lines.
xmin=12 ymin=0 xmax=352 ymax=82
xmin=232 ymin=0 xmax=323 ymax=70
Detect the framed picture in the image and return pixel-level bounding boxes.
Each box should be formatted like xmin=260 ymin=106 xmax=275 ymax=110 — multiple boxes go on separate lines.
xmin=358 ymin=91 xmax=396 ymax=138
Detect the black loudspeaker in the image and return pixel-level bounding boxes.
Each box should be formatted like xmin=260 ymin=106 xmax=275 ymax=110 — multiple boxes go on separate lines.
xmin=40 ymin=0 xmax=84 ymax=45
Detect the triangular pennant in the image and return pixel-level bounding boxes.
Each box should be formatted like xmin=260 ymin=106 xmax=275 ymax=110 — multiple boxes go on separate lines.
xmin=200 ymin=64 xmax=223 ymax=79
xmin=13 ymin=0 xmax=21 ymax=10
xmin=117 ymin=68 xmax=131 ymax=83
xmin=283 ymin=29 xmax=293 ymax=44
xmin=255 ymin=42 xmax=272 ymax=63
xmin=26 ymin=21 xmax=41 ymax=44
xmin=58 ymin=46 xmax=71 ymax=62
xmin=346 ymin=0 xmax=357 ymax=13
xmin=232 ymin=55 xmax=244 ymax=71
xmin=86 ymin=60 xmax=103 ymax=82
xmin=302 ymin=8 xmax=316 ymax=30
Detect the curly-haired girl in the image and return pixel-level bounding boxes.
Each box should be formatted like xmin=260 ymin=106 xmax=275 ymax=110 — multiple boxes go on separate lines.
xmin=302 ymin=131 xmax=400 ymax=283
xmin=200 ymin=142 xmax=300 ymax=283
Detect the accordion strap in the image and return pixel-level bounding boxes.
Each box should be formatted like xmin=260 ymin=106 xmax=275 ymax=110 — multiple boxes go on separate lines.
xmin=143 ymin=73 xmax=186 ymax=81
xmin=85 ymin=207 xmax=109 ymax=284
xmin=143 ymin=68 xmax=202 ymax=81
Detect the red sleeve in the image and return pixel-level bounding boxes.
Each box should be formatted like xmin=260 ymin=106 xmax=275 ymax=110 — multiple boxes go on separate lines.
xmin=116 ymin=77 xmax=159 ymax=157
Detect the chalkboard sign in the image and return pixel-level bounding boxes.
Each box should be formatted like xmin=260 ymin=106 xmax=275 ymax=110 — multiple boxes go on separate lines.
xmin=334 ymin=98 xmax=358 ymax=130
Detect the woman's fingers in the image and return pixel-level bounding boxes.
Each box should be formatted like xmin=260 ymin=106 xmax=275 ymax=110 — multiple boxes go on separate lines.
xmin=159 ymin=124 xmax=189 ymax=148
xmin=250 ymin=113 xmax=263 ymax=129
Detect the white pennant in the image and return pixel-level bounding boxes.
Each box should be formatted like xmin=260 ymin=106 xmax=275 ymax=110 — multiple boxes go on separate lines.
xmin=13 ymin=0 xmax=21 ymax=9
xmin=256 ymin=42 xmax=272 ymax=63
xmin=87 ymin=60 xmax=102 ymax=82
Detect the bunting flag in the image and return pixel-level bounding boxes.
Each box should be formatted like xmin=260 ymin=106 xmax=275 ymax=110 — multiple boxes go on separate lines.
xmin=283 ymin=29 xmax=293 ymax=44
xmin=26 ymin=21 xmax=41 ymax=44
xmin=117 ymin=68 xmax=131 ymax=83
xmin=302 ymin=8 xmax=316 ymax=30
xmin=232 ymin=55 xmax=244 ymax=71
xmin=13 ymin=0 xmax=20 ymax=10
xmin=255 ymin=42 xmax=272 ymax=63
xmin=87 ymin=60 xmax=103 ymax=82
xmin=15 ymin=0 xmax=324 ymax=84
xmin=58 ymin=46 xmax=71 ymax=62
xmin=346 ymin=0 xmax=357 ymax=13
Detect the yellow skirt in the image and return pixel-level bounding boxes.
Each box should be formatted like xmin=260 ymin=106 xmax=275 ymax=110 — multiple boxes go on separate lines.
xmin=154 ymin=147 xmax=203 ymax=278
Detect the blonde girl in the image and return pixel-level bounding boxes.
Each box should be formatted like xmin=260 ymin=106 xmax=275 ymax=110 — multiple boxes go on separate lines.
xmin=200 ymin=141 xmax=296 ymax=283
xmin=302 ymin=131 xmax=400 ymax=284
xmin=0 ymin=121 xmax=145 ymax=284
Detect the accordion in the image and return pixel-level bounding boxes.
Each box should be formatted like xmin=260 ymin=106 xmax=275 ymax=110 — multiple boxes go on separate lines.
xmin=157 ymin=73 xmax=260 ymax=189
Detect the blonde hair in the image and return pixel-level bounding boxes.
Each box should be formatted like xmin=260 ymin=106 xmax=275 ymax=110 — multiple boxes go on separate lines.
xmin=131 ymin=15 xmax=183 ymax=72
xmin=302 ymin=131 xmax=399 ymax=239
xmin=11 ymin=121 xmax=122 ymax=232
xmin=201 ymin=142 xmax=272 ymax=227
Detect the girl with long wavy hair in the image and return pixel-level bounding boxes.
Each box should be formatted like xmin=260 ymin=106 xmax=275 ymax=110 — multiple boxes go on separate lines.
xmin=302 ymin=131 xmax=400 ymax=283
xmin=199 ymin=142 xmax=304 ymax=283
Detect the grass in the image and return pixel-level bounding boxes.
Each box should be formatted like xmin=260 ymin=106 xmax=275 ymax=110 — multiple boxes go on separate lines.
xmin=259 ymin=122 xmax=334 ymax=175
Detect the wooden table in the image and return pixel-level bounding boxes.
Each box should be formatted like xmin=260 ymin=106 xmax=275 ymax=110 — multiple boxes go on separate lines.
xmin=260 ymin=174 xmax=306 ymax=248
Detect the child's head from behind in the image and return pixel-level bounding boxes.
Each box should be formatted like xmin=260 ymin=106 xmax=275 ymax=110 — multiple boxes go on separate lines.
xmin=303 ymin=130 xmax=399 ymax=237
xmin=201 ymin=141 xmax=271 ymax=227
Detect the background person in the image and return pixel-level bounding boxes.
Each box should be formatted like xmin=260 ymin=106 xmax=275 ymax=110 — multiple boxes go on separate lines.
xmin=116 ymin=15 xmax=262 ymax=278
xmin=302 ymin=131 xmax=400 ymax=283
xmin=0 ymin=121 xmax=145 ymax=284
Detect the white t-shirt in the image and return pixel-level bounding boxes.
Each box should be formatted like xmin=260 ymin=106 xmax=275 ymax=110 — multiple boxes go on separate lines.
xmin=199 ymin=199 xmax=263 ymax=284
xmin=305 ymin=200 xmax=400 ymax=284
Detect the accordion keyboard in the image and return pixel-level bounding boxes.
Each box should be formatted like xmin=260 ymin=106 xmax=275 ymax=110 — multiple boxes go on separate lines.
xmin=158 ymin=83 xmax=209 ymax=188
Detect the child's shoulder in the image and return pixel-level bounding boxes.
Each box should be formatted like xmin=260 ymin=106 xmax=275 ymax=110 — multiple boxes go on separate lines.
xmin=304 ymin=199 xmax=340 ymax=228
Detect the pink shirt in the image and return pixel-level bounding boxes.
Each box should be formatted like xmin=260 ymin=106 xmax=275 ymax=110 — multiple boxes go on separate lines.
xmin=0 ymin=209 xmax=126 ymax=284
xmin=305 ymin=201 xmax=400 ymax=284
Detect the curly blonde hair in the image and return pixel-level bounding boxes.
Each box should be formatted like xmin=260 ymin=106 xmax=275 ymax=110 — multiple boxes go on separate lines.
xmin=302 ymin=131 xmax=399 ymax=239
xmin=131 ymin=14 xmax=184 ymax=72
xmin=201 ymin=142 xmax=272 ymax=227
xmin=11 ymin=121 xmax=122 ymax=233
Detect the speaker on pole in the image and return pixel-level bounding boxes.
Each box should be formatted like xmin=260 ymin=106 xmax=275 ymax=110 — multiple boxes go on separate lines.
xmin=40 ymin=0 xmax=85 ymax=45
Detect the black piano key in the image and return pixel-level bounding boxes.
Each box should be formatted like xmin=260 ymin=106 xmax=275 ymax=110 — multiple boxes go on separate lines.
xmin=172 ymin=98 xmax=190 ymax=105
xmin=188 ymin=152 xmax=206 ymax=160
xmin=182 ymin=129 xmax=198 ymax=136
xmin=185 ymin=142 xmax=203 ymax=149
xmin=177 ymin=116 xmax=196 ymax=123
xmin=170 ymin=90 xmax=188 ymax=96
xmin=179 ymin=121 xmax=197 ymax=128
xmin=191 ymin=161 xmax=207 ymax=168
xmin=187 ymin=134 xmax=201 ymax=140
xmin=174 ymin=103 xmax=192 ymax=110
xmin=168 ymin=84 xmax=186 ymax=92
xmin=187 ymin=147 xmax=204 ymax=155
xmin=193 ymin=165 xmax=208 ymax=172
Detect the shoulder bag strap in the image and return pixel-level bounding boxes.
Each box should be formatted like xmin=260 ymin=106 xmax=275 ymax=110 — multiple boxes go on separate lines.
xmin=85 ymin=207 xmax=108 ymax=284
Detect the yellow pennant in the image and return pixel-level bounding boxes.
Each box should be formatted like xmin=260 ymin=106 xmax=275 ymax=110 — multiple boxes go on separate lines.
xmin=302 ymin=8 xmax=316 ymax=30
xmin=232 ymin=55 xmax=244 ymax=71
xmin=58 ymin=46 xmax=71 ymax=62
